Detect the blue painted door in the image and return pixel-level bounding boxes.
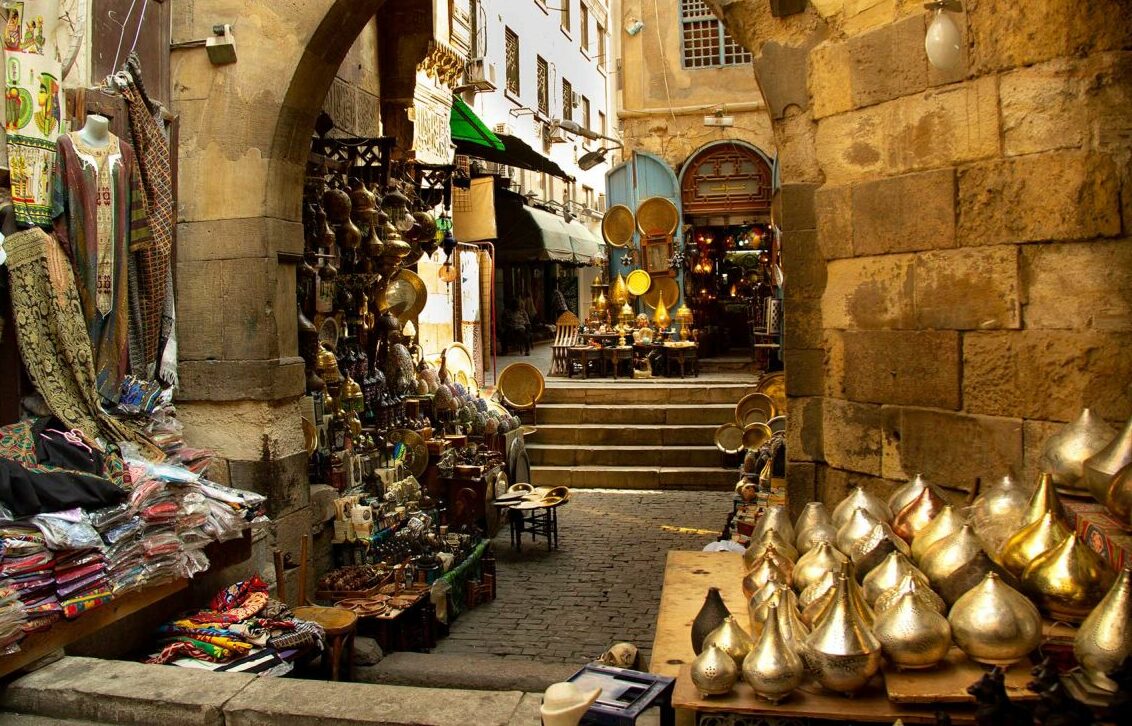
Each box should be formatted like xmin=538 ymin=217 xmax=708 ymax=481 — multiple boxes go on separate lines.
xmin=605 ymin=151 xmax=684 ymax=310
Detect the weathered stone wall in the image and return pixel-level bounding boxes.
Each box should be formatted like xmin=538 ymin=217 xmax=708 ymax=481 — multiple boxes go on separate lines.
xmin=706 ymin=0 xmax=1132 ymax=513
xmin=324 ymin=20 xmax=383 ymax=137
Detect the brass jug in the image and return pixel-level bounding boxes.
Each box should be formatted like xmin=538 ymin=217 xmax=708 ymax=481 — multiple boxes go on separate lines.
xmin=836 ymin=507 xmax=882 ymax=555
xmin=742 ymin=603 xmax=805 ymax=703
xmin=751 ymin=505 xmax=795 ymax=550
xmin=949 ymin=572 xmax=1041 ymax=666
xmin=887 ymin=474 xmax=930 ymax=518
xmin=862 ymin=552 xmax=929 ymax=607
xmin=702 ymin=615 xmax=755 ymax=668
xmin=792 ymin=541 xmax=847 ymax=594
xmin=1021 ymin=533 xmax=1114 ymax=623
xmin=920 ymin=524 xmax=984 ymax=586
xmin=1040 ymin=408 xmax=1117 ymax=494
xmin=969 ymin=474 xmax=1033 ymax=560
xmin=892 ymin=486 xmax=947 ymax=543
xmin=690 ymin=643 xmax=739 ymax=697
xmin=832 ymin=486 xmax=893 ymax=529
xmin=803 ymin=574 xmax=882 ymax=695
xmin=911 ymin=505 xmax=964 ymax=564
xmin=1084 ymin=414 xmax=1132 ymax=506
xmin=873 ymin=589 xmax=951 ymax=670
xmin=1075 ymin=566 xmax=1132 ymax=693
xmin=999 ymin=510 xmax=1071 ymax=578
xmin=850 ymin=522 xmax=911 ymax=577
xmin=874 ymin=572 xmax=947 ymax=615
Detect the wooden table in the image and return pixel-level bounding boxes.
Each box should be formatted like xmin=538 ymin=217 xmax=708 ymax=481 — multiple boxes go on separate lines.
xmin=603 ymin=346 xmax=634 ymax=379
xmin=568 ymin=346 xmax=603 ymax=379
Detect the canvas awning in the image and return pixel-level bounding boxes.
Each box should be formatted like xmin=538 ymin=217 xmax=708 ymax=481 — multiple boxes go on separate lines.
xmin=454 ymin=133 xmax=573 ymax=180
xmin=564 ymin=219 xmax=604 ymax=265
xmin=449 ymin=96 xmax=505 ymax=151
xmin=495 ymin=194 xmax=605 ymax=266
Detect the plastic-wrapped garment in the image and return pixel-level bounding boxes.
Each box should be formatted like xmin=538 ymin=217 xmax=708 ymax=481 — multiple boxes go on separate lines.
xmin=176 ymin=548 xmax=210 ymax=579
xmin=141 ymin=530 xmax=181 ymax=558
xmin=104 ymin=516 xmax=143 ymax=545
xmin=198 ymin=480 xmax=266 ymax=510
xmin=121 ymin=447 xmax=199 ymax=484
xmin=31 ymin=511 xmax=104 ymax=552
xmin=88 ymin=502 xmax=131 ymax=532
xmin=203 ymin=499 xmax=248 ymax=542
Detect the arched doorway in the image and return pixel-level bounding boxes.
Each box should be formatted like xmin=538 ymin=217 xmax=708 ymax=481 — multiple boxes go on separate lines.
xmin=677 ymin=140 xmax=779 ymax=365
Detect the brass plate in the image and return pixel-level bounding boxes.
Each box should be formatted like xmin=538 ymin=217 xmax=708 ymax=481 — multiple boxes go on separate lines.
xmin=379 ymin=269 xmax=427 ymax=322
xmin=757 ymin=371 xmax=787 ymax=414
xmin=626 ymin=269 xmax=652 ymax=297
xmin=743 ymin=422 xmax=773 ymax=450
xmin=301 ymin=417 xmax=317 ymax=456
xmin=498 ymin=362 xmax=546 ymax=408
xmin=602 ymin=204 xmax=635 ymax=247
xmin=714 ymin=423 xmax=744 ymax=454
xmin=740 ymin=408 xmax=770 ymax=426
xmin=642 ymin=277 xmax=679 ymax=310
xmin=442 ymin=342 xmax=477 ymax=392
xmin=767 ymin=415 xmax=786 ymax=435
xmin=389 ymin=428 xmax=429 ymax=478
xmin=735 ymin=392 xmax=776 ymax=427
xmin=636 ymin=197 xmax=679 ymax=236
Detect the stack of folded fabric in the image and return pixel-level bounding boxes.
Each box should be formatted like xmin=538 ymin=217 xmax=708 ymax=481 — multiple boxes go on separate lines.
xmin=127 ymin=467 xmax=182 ymax=586
xmin=0 ymin=526 xmax=57 ymax=632
xmin=0 ymin=581 xmax=27 ymax=654
xmin=54 ymin=550 xmax=111 ymax=620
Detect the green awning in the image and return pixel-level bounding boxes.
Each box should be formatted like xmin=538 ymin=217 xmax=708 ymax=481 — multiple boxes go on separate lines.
xmin=494 ymin=193 xmax=605 ymax=266
xmin=450 ymin=96 xmax=505 ymax=150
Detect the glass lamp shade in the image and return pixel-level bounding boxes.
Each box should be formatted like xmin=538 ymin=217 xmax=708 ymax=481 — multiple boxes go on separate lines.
xmin=925 ymin=10 xmax=963 ymax=70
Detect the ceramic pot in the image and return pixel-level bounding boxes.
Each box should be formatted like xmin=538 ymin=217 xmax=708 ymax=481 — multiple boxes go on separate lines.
xmin=892 ymin=486 xmax=947 ymax=543
xmin=1084 ymin=414 xmax=1132 ymax=506
xmin=1041 ymin=408 xmax=1117 ymax=495
xmin=949 ymin=572 xmax=1041 ymax=666
xmin=792 ymin=541 xmax=847 ymax=594
xmin=968 ymin=475 xmax=1033 ymax=561
xmin=920 ymin=524 xmax=984 ymax=586
xmin=751 ymin=505 xmax=795 ymax=549
xmin=874 ymin=572 xmax=946 ymax=615
xmin=862 ymin=552 xmax=928 ymax=606
xmin=849 ymin=522 xmax=911 ymax=577
xmin=887 ymin=474 xmax=930 ymax=519
xmin=743 ymin=529 xmax=798 ymax=569
xmin=742 ymin=603 xmax=805 ymax=703
xmin=1105 ymin=463 xmax=1132 ymax=526
xmin=691 ymin=587 xmax=731 ymax=655
xmin=1075 ymin=566 xmax=1132 ymax=692
xmin=803 ymin=574 xmax=882 ymax=695
xmin=1022 ymin=534 xmax=1114 ymax=623
xmin=796 ymin=520 xmax=839 ymax=555
xmin=832 ymin=486 xmax=893 ymax=529
xmin=836 ymin=507 xmax=882 ymax=555
xmin=703 ymin=616 xmax=754 ymax=668
xmin=690 ymin=644 xmax=739 ymax=697
xmin=911 ymin=505 xmax=964 ymax=564
xmin=999 ymin=510 xmax=1072 ymax=578
xmin=873 ymin=590 xmax=952 ymax=670
xmin=795 ymin=501 xmax=833 ymax=536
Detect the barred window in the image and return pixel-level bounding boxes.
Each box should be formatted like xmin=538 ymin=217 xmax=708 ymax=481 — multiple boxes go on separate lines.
xmin=560 ymin=0 xmax=570 ymax=33
xmin=562 ymin=78 xmax=573 ymax=121
xmin=505 ymin=27 xmax=520 ymax=95
xmin=581 ymin=96 xmax=591 ymax=132
xmin=679 ymin=0 xmax=752 ymax=68
xmin=536 ymin=56 xmax=549 ymax=116
xmin=579 ymin=3 xmax=590 ymax=52
xmin=596 ymin=22 xmax=606 ymax=70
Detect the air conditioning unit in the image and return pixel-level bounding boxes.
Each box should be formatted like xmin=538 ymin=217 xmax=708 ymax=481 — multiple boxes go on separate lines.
xmin=493 ymin=122 xmax=513 ymax=136
xmin=543 ymin=122 xmax=567 ymax=145
xmin=571 ymin=91 xmax=581 ymax=108
xmin=464 ymin=57 xmax=497 ymax=92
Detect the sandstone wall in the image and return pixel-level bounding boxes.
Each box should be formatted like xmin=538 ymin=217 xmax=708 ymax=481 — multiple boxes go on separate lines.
xmin=707 ymin=0 xmax=1132 ymax=513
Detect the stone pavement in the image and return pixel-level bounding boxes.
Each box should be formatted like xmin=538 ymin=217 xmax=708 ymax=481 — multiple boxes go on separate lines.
xmin=434 ymin=488 xmax=732 ymax=667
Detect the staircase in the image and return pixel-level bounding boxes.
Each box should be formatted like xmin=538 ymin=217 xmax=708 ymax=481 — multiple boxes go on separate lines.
xmin=526 ymin=381 xmax=760 ymax=490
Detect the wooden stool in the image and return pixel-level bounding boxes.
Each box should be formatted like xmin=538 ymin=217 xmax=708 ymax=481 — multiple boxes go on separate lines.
xmin=465 ymin=574 xmax=495 ymax=609
xmin=288 ymin=534 xmax=358 ymax=681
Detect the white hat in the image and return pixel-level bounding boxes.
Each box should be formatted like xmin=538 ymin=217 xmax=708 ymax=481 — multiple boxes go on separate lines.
xmin=540 ymin=682 xmax=602 ymax=724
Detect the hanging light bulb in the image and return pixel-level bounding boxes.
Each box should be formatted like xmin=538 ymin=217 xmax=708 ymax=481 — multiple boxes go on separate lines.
xmin=924 ymin=2 xmax=963 ymax=71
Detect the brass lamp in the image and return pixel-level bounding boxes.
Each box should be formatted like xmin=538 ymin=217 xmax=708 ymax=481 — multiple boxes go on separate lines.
xmin=676 ymin=304 xmax=693 ymax=340
xmin=654 ymin=298 xmax=672 ymax=335
xmin=611 ymin=273 xmax=629 ymax=307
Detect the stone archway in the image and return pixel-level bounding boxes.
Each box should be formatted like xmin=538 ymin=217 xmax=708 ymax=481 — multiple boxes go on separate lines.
xmin=705 ymin=0 xmax=1132 ymax=513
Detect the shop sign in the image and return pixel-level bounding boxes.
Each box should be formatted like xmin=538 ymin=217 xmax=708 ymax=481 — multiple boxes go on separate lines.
xmin=411 ymin=71 xmax=453 ymax=165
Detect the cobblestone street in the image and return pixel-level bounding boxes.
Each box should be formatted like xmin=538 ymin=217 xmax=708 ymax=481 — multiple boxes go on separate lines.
xmin=434 ymin=489 xmax=732 ymax=667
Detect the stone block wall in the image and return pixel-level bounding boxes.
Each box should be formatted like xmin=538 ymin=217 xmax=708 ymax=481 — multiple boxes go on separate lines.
xmin=707 ymin=0 xmax=1132 ymax=514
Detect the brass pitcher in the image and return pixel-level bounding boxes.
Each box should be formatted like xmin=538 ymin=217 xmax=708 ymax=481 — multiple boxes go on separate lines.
xmin=948 ymin=572 xmax=1041 ymax=666
xmin=836 ymin=507 xmax=882 ymax=555
xmin=702 ymin=615 xmax=755 ymax=668
xmin=690 ymin=643 xmax=739 ymax=697
xmin=1084 ymin=413 xmax=1132 ymax=506
xmin=873 ymin=589 xmax=952 ymax=670
xmin=1040 ymin=408 xmax=1117 ymax=494
xmin=1021 ymin=533 xmax=1114 ymax=623
xmin=862 ymin=552 xmax=929 ymax=606
xmin=751 ymin=504 xmax=795 ymax=549
xmin=793 ymin=541 xmax=847 ymax=594
xmin=911 ymin=505 xmax=964 ymax=564
xmin=1075 ymin=566 xmax=1132 ymax=693
xmin=887 ymin=474 xmax=929 ymax=518
xmin=875 ymin=572 xmax=947 ymax=615
xmin=969 ymin=474 xmax=1033 ymax=560
xmin=892 ymin=486 xmax=947 ymax=543
xmin=742 ymin=603 xmax=805 ymax=703
xmin=803 ymin=574 xmax=882 ymax=695
xmin=999 ymin=510 xmax=1071 ymax=578
xmin=920 ymin=524 xmax=984 ymax=586
xmin=832 ymin=486 xmax=893 ymax=529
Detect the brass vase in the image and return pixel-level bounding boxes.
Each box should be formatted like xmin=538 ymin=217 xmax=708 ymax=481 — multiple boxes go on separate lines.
xmin=743 ymin=529 xmax=798 ymax=569
xmin=742 ymin=603 xmax=805 ymax=703
xmin=849 ymin=522 xmax=911 ymax=577
xmin=836 ymin=507 xmax=882 ymax=555
xmin=792 ymin=541 xmax=847 ymax=593
xmin=999 ymin=510 xmax=1072 ymax=578
xmin=920 ymin=524 xmax=984 ymax=586
xmin=796 ymin=520 xmax=839 ymax=555
xmin=892 ymin=486 xmax=947 ymax=543
xmin=703 ymin=615 xmax=755 ymax=668
xmin=691 ymin=587 xmax=731 ymax=655
xmin=1106 ymin=463 xmax=1132 ymax=526
xmin=873 ymin=590 xmax=952 ymax=670
xmin=969 ymin=474 xmax=1033 ymax=560
xmin=862 ymin=552 xmax=929 ymax=606
xmin=948 ymin=572 xmax=1041 ymax=666
xmin=742 ymin=552 xmax=790 ymax=599
xmin=690 ymin=643 xmax=739 ymax=697
xmin=832 ymin=486 xmax=893 ymax=529
xmin=887 ymin=474 xmax=930 ymax=519
xmin=1021 ymin=533 xmax=1114 ymax=623
xmin=1084 ymin=413 xmax=1132 ymax=506
xmin=1075 ymin=566 xmax=1132 ymax=692
xmin=751 ymin=505 xmax=795 ymax=550
xmin=874 ymin=572 xmax=946 ymax=615
xmin=803 ymin=574 xmax=882 ymax=695
xmin=911 ymin=505 xmax=964 ymax=564
xmin=1041 ymin=408 xmax=1117 ymax=495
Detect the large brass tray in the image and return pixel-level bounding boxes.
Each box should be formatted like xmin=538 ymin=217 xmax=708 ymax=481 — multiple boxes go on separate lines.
xmin=602 ymin=205 xmax=635 ymax=247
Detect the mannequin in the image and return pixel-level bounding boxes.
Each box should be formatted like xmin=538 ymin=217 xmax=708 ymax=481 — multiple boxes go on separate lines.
xmin=77 ymin=114 xmax=111 ymax=149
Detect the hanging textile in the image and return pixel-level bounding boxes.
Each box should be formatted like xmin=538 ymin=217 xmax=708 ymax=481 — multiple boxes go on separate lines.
xmin=459 ymin=247 xmax=480 ymax=384
xmin=120 ymin=54 xmax=176 ymax=382
xmin=4 ymin=1 xmax=66 ymax=225
xmin=51 ymin=132 xmax=152 ymax=403
xmin=3 ymin=227 xmax=150 ymax=450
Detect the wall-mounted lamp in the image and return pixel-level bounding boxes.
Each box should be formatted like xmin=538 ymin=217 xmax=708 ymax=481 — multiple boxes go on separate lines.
xmin=625 ymin=18 xmax=645 ymax=36
xmin=924 ymin=1 xmax=963 ymax=70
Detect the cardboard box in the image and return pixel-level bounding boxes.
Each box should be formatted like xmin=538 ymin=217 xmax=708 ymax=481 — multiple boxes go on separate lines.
xmin=1065 ymin=499 xmax=1132 ymax=571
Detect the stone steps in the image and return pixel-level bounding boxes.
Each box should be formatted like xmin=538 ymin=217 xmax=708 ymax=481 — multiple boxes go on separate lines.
xmin=537 ymin=403 xmax=736 ymax=425
xmin=527 ymin=443 xmax=721 ymax=468
xmin=530 ymin=465 xmax=736 ymax=489
xmin=541 ymin=382 xmax=759 ymax=405
xmin=530 ymin=424 xmax=719 ymax=447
